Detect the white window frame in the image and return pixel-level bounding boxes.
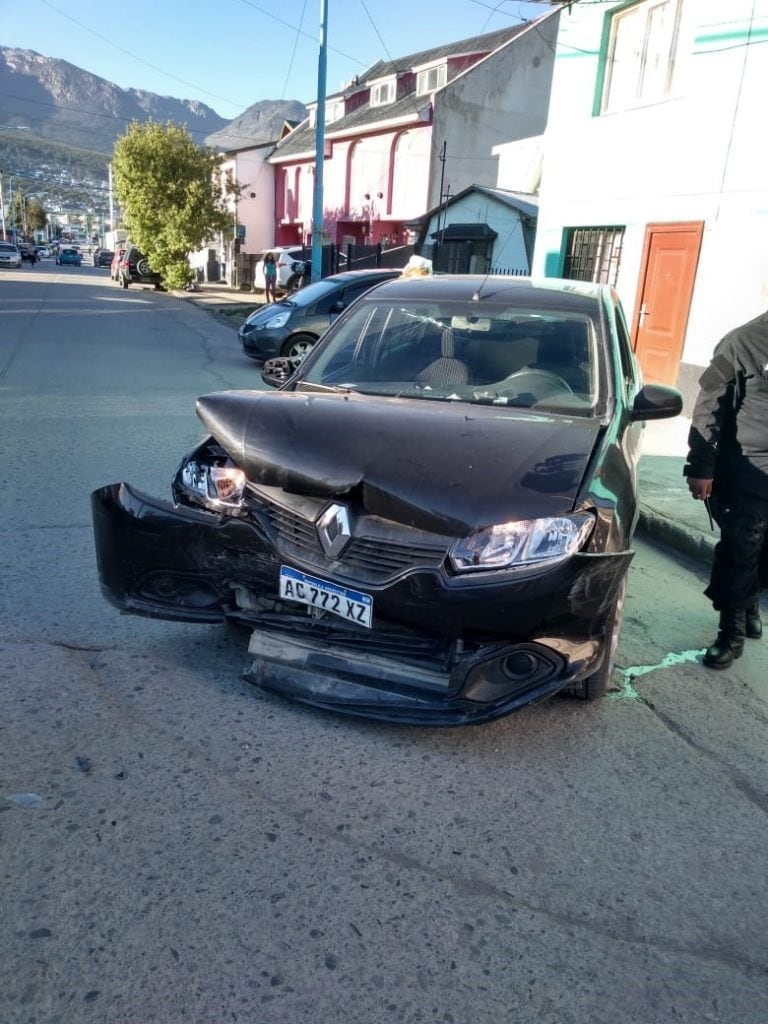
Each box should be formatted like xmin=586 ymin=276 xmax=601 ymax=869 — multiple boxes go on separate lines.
xmin=325 ymin=101 xmax=344 ymax=124
xmin=601 ymin=0 xmax=682 ymax=114
xmin=371 ymin=80 xmax=395 ymax=107
xmin=416 ymin=63 xmax=447 ymax=96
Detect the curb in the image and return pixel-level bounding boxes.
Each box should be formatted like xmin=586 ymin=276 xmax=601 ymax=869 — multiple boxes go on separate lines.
xmin=169 ymin=289 xmax=259 ymax=307
xmin=636 ymin=503 xmax=717 ymax=566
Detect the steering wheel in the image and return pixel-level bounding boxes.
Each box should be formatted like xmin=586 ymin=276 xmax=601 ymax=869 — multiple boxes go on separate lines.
xmin=500 ymin=367 xmax=574 ymax=397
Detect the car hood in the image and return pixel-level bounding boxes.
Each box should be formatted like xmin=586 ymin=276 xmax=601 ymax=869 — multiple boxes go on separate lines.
xmin=196 ymin=390 xmax=602 ymax=535
xmin=245 ymin=302 xmax=295 ymax=326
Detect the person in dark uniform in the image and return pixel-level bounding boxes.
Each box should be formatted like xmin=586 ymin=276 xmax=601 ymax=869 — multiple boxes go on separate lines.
xmin=684 ymin=310 xmax=768 ymax=668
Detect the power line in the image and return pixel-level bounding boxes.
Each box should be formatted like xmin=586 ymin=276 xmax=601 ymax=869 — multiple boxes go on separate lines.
xmin=279 ymin=0 xmax=310 ymax=101
xmin=38 ymin=0 xmax=247 ymax=113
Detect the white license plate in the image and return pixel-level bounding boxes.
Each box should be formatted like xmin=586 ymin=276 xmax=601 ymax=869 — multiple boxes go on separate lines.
xmin=279 ymin=566 xmax=373 ymax=629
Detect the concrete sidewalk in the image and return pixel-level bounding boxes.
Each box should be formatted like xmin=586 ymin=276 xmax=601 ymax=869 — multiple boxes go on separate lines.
xmin=171 ymin=284 xmax=713 ymax=566
xmin=170 ymin=282 xmax=266 ymax=307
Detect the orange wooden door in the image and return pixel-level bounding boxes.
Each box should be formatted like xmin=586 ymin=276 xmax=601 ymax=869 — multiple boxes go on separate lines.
xmin=631 ymin=222 xmax=703 ymax=385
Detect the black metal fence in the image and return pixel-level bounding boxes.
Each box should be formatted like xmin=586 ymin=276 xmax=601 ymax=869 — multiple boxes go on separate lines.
xmin=240 ymin=242 xmax=414 ymax=292
xmin=305 ymin=242 xmax=414 ymax=278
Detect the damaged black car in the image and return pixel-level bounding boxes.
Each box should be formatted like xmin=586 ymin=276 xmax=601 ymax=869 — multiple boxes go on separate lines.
xmin=91 ymin=276 xmax=682 ymax=725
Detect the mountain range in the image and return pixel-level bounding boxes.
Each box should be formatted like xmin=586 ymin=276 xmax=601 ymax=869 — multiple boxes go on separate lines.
xmin=0 ymin=45 xmax=307 ymax=200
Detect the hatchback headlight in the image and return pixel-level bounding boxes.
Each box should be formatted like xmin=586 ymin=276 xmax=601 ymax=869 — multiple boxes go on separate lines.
xmin=263 ymin=311 xmax=291 ymax=329
xmin=179 ymin=459 xmax=247 ymax=512
xmin=450 ymin=514 xmax=594 ymax=572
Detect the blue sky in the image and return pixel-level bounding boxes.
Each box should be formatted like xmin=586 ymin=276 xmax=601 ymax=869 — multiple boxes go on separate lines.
xmin=2 ymin=0 xmax=552 ymax=118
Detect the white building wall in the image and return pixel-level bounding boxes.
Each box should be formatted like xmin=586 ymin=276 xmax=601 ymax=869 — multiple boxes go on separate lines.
xmin=233 ymin=148 xmax=275 ymax=254
xmin=531 ymin=0 xmax=768 ymax=380
xmin=349 ymin=135 xmax=391 ymax=220
xmin=492 ymin=136 xmax=544 ymax=195
xmin=390 ymin=129 xmax=432 ymax=220
xmin=430 ymin=13 xmax=559 ymax=208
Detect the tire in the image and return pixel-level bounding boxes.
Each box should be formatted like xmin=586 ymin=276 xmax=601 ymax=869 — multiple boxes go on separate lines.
xmin=563 ymin=575 xmax=627 ymax=701
xmin=285 ymin=273 xmax=303 ymax=294
xmin=281 ymin=333 xmax=316 ymax=369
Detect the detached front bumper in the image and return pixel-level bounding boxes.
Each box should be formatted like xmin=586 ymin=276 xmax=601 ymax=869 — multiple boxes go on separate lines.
xmin=92 ymin=482 xmax=632 ymax=724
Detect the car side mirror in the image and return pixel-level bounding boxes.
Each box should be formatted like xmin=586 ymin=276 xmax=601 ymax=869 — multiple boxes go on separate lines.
xmin=629 ymin=383 xmax=683 ymax=422
xmin=261 ymin=357 xmax=295 ymax=388
xmin=329 ymin=300 xmax=346 ymax=323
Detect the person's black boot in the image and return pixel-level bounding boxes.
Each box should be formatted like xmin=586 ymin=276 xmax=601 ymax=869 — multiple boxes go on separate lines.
xmin=703 ymin=608 xmax=746 ymax=669
xmin=746 ymin=602 xmax=762 ymax=640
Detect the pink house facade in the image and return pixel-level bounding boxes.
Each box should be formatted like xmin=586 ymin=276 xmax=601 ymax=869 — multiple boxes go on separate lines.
xmin=267 ymin=16 xmax=558 ymax=250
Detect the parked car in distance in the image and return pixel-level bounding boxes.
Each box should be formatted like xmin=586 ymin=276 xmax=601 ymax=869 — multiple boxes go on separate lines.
xmin=117 ymin=246 xmax=163 ymax=289
xmin=0 ymin=242 xmax=22 ymax=269
xmin=56 ymin=247 xmax=82 ymax=266
xmin=35 ymin=246 xmax=50 ymax=259
xmin=18 ymin=242 xmax=39 ymax=264
xmin=95 ymin=249 xmax=114 ymax=268
xmin=239 ymin=269 xmax=402 ymax=367
xmin=91 ymin=275 xmax=683 ymax=725
xmin=253 ymin=246 xmax=308 ymax=294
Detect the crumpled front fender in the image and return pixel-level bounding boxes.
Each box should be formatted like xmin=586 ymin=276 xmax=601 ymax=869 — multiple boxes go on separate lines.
xmin=91 ymin=482 xmax=274 ymax=621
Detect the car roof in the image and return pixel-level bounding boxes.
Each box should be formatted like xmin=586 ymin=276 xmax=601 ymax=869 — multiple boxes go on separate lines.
xmin=321 ymin=269 xmax=403 ymax=284
xmin=357 ymin=274 xmax=609 ymax=311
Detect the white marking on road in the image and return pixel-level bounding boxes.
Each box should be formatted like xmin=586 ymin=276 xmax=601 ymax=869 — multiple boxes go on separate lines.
xmin=610 ymin=649 xmax=706 ymax=701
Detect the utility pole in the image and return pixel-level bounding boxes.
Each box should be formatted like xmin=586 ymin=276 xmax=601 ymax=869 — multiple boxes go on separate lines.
xmin=435 ymin=141 xmax=447 ymax=241
xmin=311 ymin=0 xmax=328 ymax=284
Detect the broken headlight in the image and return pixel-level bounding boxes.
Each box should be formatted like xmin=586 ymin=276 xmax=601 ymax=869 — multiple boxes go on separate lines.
xmin=177 ymin=453 xmax=247 ymax=512
xmin=450 ymin=514 xmax=594 ymax=572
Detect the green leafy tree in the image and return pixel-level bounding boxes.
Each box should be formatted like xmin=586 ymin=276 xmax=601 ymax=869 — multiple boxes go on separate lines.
xmin=112 ymin=121 xmax=234 ymax=289
xmin=26 ymin=198 xmax=48 ymax=234
xmin=10 ymin=191 xmax=25 ymax=235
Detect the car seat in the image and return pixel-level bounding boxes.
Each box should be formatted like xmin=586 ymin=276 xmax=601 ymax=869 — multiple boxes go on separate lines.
xmin=530 ymin=323 xmax=590 ymax=393
xmin=415 ymin=326 xmax=470 ymax=385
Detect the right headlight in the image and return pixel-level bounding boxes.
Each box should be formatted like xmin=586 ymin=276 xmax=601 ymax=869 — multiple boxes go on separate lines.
xmin=262 ymin=311 xmax=291 ymax=329
xmin=450 ymin=514 xmax=594 ymax=572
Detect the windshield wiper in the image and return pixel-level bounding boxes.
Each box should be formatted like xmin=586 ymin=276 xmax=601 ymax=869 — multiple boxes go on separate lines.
xmin=297 ymin=382 xmax=356 ymax=394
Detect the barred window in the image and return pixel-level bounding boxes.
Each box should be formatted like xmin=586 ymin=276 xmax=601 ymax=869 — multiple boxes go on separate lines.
xmin=563 ymin=227 xmax=624 ymax=286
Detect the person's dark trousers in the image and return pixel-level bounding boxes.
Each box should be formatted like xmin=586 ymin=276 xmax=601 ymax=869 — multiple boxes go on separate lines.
xmin=706 ymin=491 xmax=768 ymax=611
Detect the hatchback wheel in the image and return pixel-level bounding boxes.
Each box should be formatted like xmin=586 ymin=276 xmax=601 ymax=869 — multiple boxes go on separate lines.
xmin=282 ymin=333 xmax=316 ymax=369
xmin=563 ymin=575 xmax=627 ymax=701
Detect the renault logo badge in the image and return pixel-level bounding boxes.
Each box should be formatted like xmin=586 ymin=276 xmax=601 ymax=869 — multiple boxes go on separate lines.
xmin=316 ymin=503 xmax=352 ymax=558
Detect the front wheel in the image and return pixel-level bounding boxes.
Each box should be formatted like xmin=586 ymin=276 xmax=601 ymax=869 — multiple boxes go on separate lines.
xmin=281 ymin=333 xmax=316 ymax=369
xmin=563 ymin=576 xmax=627 ymax=701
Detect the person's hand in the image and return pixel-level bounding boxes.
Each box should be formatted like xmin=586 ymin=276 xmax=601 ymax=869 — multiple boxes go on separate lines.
xmin=687 ymin=477 xmax=713 ymax=501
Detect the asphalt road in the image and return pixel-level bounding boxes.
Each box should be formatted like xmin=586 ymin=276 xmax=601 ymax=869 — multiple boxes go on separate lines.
xmin=1 ymin=265 xmax=767 ymax=1024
